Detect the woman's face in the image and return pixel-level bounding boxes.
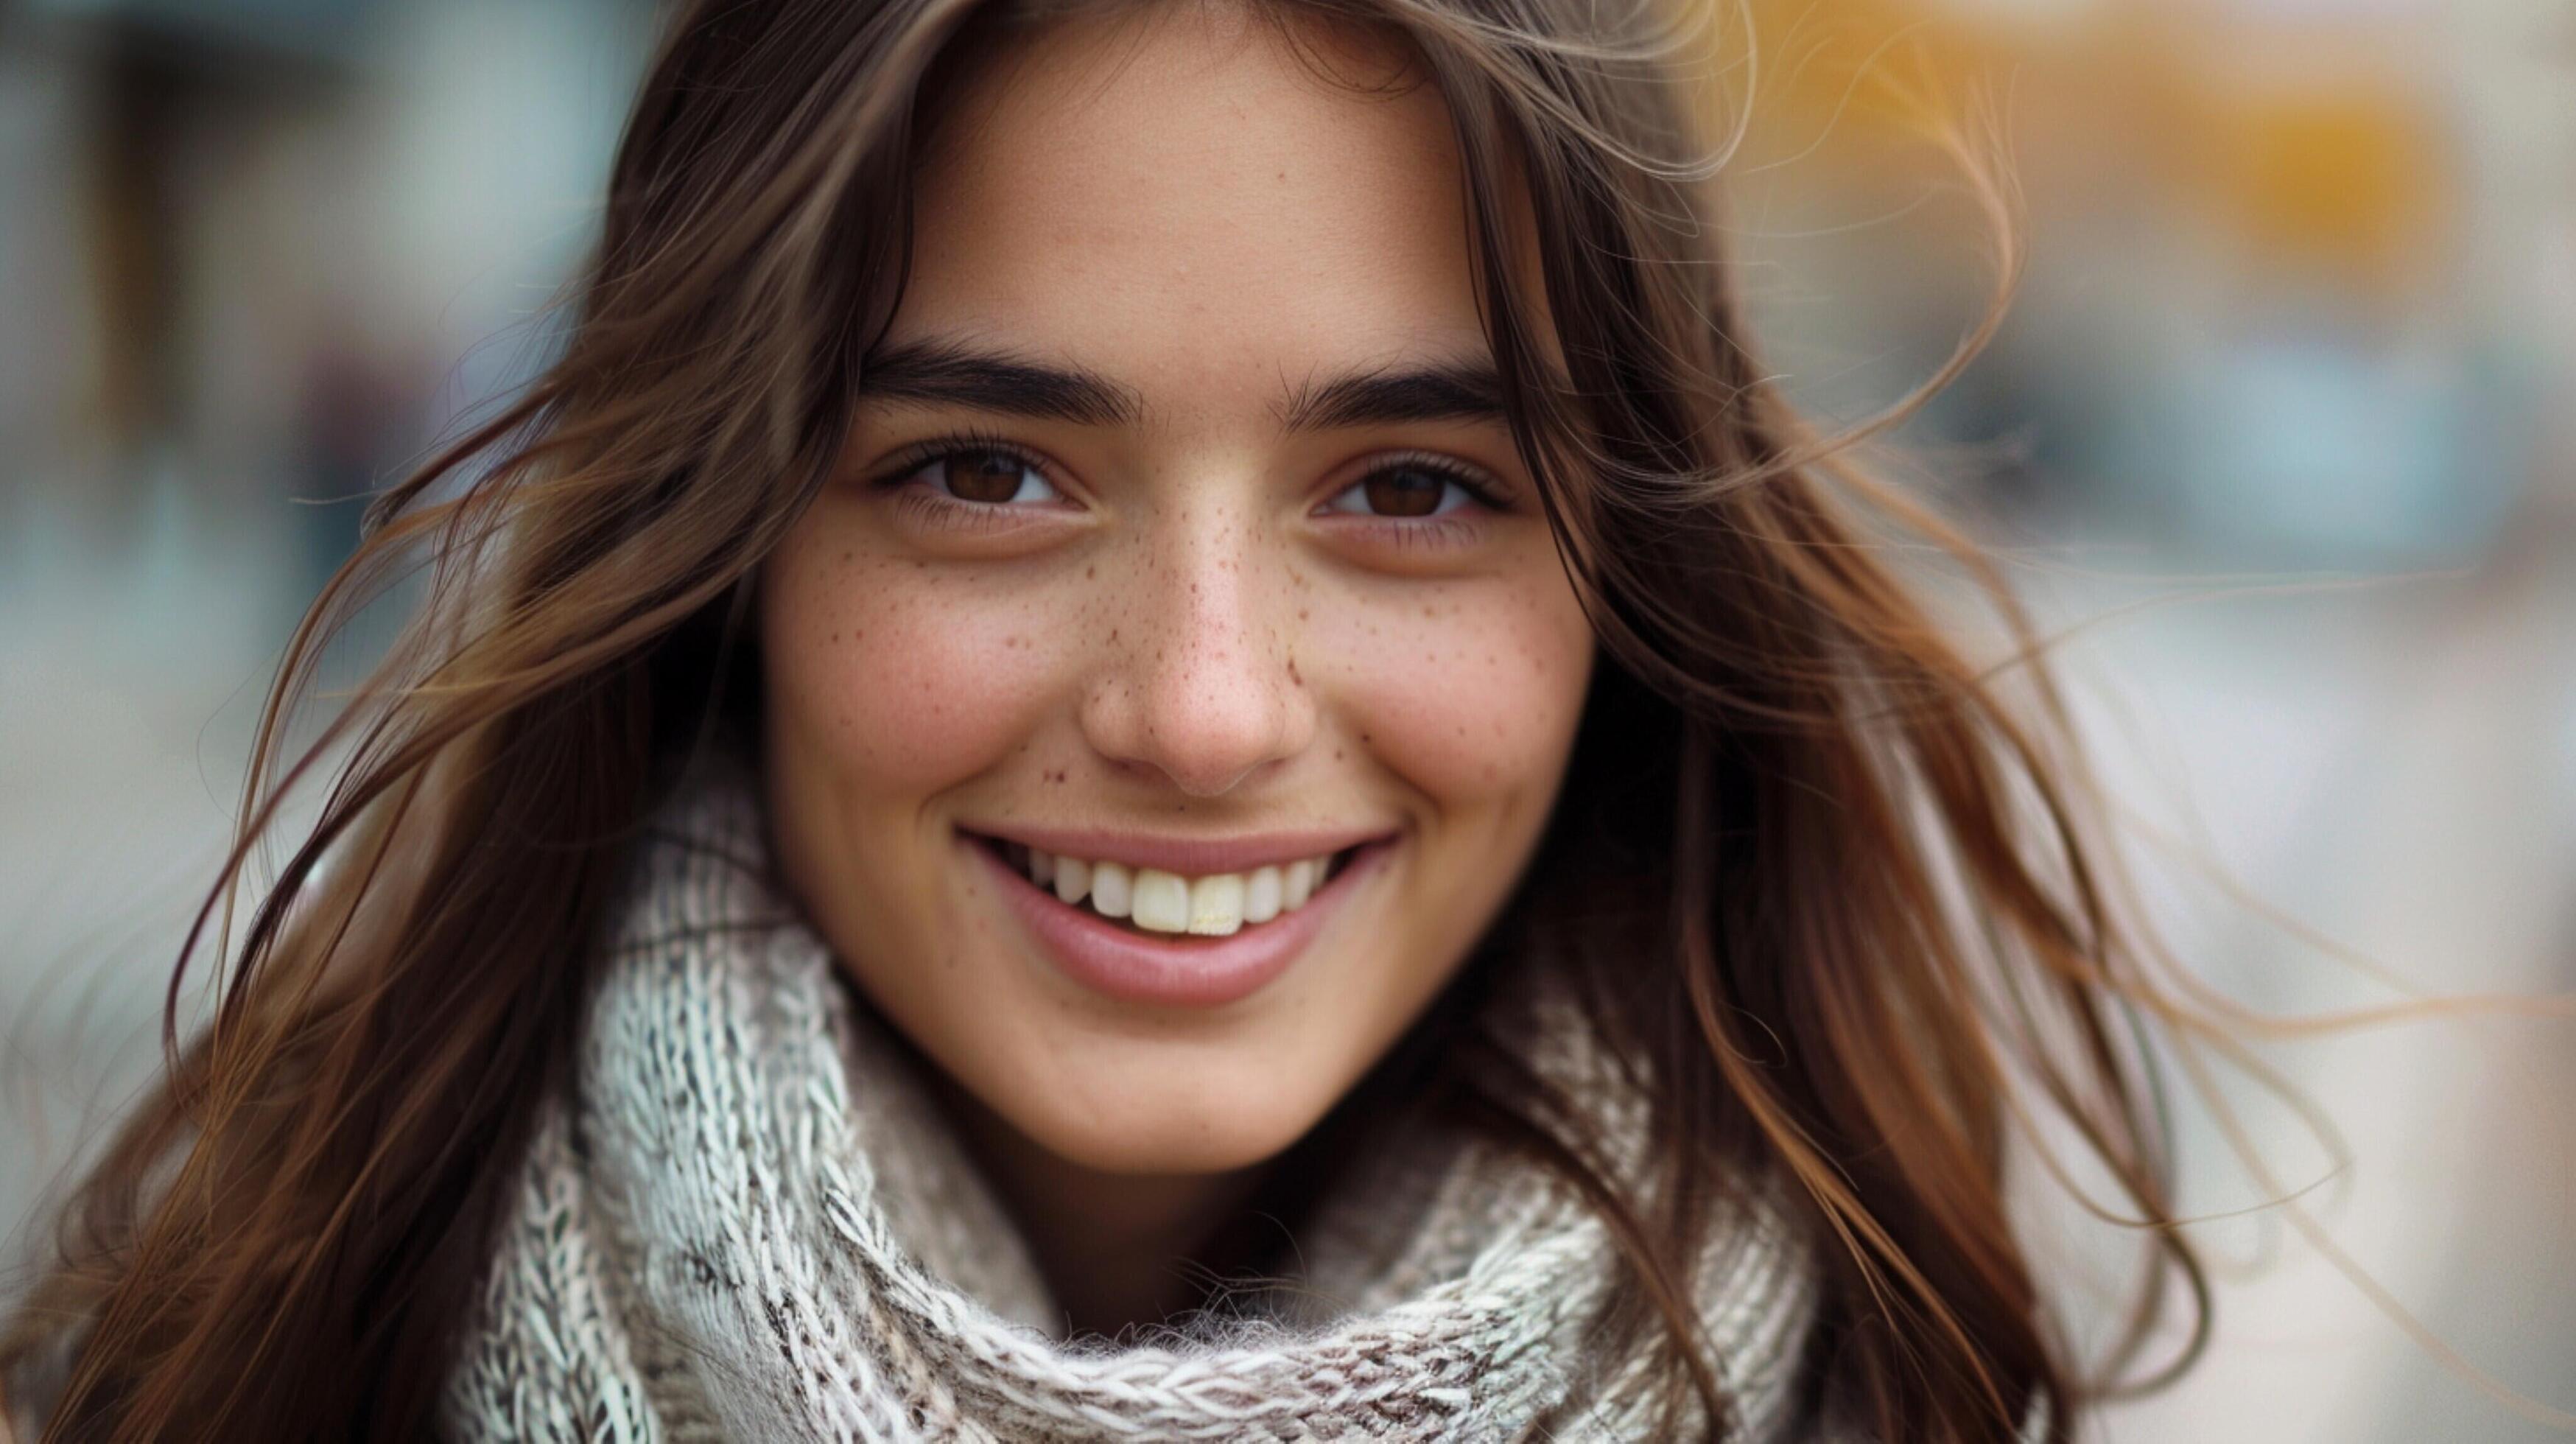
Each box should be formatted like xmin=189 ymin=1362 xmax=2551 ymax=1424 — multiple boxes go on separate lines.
xmin=760 ymin=4 xmax=1595 ymax=1177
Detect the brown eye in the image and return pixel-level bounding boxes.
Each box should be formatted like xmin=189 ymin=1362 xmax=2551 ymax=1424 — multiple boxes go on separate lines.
xmin=1361 ymin=466 xmax=1445 ymax=516
xmin=941 ymin=449 xmax=1042 ymax=504
xmin=1324 ymin=460 xmax=1487 ymax=519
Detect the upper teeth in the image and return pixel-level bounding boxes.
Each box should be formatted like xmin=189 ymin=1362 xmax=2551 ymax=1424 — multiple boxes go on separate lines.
xmin=1025 ymin=847 xmax=1338 ymax=936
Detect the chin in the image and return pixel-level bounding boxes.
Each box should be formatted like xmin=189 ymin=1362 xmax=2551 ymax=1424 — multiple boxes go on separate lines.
xmin=986 ymin=1048 xmax=1341 ymax=1179
xmin=1036 ymin=1113 xmax=1313 ymax=1178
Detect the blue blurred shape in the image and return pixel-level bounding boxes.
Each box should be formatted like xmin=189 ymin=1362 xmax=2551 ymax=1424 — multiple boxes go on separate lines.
xmin=2169 ymin=334 xmax=2527 ymax=569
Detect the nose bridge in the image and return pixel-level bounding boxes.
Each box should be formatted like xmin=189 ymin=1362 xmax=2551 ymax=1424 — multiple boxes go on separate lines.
xmin=1085 ymin=491 xmax=1312 ymax=796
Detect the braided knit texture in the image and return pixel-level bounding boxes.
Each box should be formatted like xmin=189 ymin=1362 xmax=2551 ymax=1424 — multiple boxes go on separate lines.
xmin=443 ymin=774 xmax=1833 ymax=1443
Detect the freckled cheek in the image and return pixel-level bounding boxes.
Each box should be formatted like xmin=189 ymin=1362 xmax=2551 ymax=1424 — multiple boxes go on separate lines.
xmin=1324 ymin=592 xmax=1593 ymax=802
xmin=763 ymin=555 xmax=1073 ymax=793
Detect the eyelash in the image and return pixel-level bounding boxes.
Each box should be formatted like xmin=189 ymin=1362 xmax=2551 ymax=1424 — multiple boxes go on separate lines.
xmin=1327 ymin=450 xmax=1512 ymax=550
xmin=868 ymin=427 xmax=1065 ymax=533
xmin=866 ymin=430 xmax=1515 ymax=544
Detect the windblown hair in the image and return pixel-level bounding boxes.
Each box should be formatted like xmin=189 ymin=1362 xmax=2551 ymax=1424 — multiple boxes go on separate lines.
xmin=5 ymin=0 xmax=2207 ymax=1437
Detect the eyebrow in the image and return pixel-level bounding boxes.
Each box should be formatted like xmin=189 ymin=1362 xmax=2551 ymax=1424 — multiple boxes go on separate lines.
xmin=857 ymin=337 xmax=1510 ymax=433
xmin=1277 ymin=357 xmax=1507 ymax=432
xmin=859 ymin=338 xmax=1145 ymax=427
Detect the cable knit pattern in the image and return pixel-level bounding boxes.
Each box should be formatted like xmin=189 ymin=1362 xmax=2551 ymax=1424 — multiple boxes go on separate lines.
xmin=443 ymin=774 xmax=1836 ymax=1443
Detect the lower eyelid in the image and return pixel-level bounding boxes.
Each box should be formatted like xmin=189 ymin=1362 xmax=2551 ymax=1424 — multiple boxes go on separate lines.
xmin=1322 ymin=512 xmax=1489 ymax=553
xmin=889 ymin=486 xmax=1060 ymax=533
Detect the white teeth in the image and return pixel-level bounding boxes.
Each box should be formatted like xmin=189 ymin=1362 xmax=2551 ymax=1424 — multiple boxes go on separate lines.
xmin=1282 ymin=858 xmax=1316 ymax=910
xmin=1187 ymin=873 xmax=1246 ymax=936
xmin=1243 ymin=865 xmax=1282 ymax=925
xmin=1090 ymin=861 xmax=1132 ymax=919
xmin=1008 ymin=841 xmax=1354 ymax=933
xmin=1129 ymin=868 xmax=1191 ymax=933
xmin=1053 ymin=855 xmax=1091 ymax=906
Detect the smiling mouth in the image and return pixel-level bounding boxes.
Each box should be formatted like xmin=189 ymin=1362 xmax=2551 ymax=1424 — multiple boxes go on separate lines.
xmin=965 ymin=834 xmax=1365 ymax=939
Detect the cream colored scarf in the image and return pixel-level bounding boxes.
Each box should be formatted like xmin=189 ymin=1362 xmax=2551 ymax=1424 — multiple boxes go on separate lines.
xmin=443 ymin=774 xmax=1836 ymax=1441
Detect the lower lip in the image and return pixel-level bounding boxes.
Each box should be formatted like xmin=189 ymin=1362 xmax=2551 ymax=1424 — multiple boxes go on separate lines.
xmin=969 ymin=835 xmax=1392 ymax=1009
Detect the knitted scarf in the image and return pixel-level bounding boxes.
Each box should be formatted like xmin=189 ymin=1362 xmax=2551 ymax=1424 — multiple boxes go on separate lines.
xmin=443 ymin=775 xmax=1839 ymax=1442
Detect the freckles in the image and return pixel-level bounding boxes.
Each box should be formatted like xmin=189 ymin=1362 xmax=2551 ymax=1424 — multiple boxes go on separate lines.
xmin=1327 ymin=584 xmax=1584 ymax=802
xmin=772 ymin=552 xmax=1063 ymax=788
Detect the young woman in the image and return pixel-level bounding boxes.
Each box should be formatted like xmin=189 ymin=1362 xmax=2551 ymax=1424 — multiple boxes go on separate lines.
xmin=3 ymin=0 xmax=2204 ymax=1437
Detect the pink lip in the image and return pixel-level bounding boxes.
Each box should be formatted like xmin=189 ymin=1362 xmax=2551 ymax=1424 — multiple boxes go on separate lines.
xmin=967 ymin=822 xmax=1395 ymax=877
xmin=966 ymin=833 xmax=1394 ymax=1009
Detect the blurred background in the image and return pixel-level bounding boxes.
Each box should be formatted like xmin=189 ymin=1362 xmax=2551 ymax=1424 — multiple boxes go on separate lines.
xmin=1 ymin=0 xmax=2569 ymax=1437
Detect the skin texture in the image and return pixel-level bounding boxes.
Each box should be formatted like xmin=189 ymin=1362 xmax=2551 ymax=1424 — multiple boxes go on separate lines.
xmin=759 ymin=1 xmax=1595 ymax=1332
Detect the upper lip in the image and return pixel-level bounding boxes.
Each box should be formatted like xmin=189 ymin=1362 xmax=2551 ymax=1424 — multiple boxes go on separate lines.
xmin=964 ymin=822 xmax=1398 ymax=877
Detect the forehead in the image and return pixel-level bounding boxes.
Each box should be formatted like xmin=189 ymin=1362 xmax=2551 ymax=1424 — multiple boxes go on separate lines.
xmin=894 ymin=4 xmax=1492 ymax=418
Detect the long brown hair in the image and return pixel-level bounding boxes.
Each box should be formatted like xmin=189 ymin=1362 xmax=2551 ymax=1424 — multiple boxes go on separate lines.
xmin=5 ymin=0 xmax=2205 ymax=1437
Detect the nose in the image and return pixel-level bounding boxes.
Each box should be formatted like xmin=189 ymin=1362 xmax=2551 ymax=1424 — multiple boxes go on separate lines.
xmin=1078 ymin=500 xmax=1318 ymax=797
